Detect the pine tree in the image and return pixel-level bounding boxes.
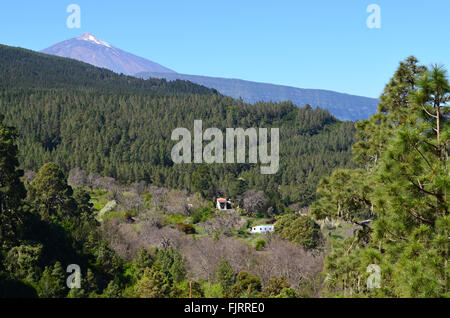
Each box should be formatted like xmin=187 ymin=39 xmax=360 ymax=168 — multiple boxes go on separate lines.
xmin=85 ymin=268 xmax=98 ymax=294
xmin=133 ymin=247 xmax=154 ymax=277
xmin=26 ymin=162 xmax=74 ymax=220
xmin=37 ymin=261 xmax=67 ymax=298
xmin=353 ymin=56 xmax=427 ymax=166
xmin=136 ymin=267 xmax=179 ymax=298
xmin=192 ymin=165 xmax=213 ymax=199
xmin=313 ymin=57 xmax=449 ymax=297
xmin=0 ymin=114 xmax=26 ymax=248
xmin=216 ymin=258 xmax=235 ymax=296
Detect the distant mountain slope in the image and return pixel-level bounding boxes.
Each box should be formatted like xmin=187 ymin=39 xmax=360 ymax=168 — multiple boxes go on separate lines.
xmin=0 ymin=44 xmax=216 ymax=96
xmin=137 ymin=72 xmax=379 ymax=121
xmin=41 ymin=33 xmax=176 ymax=76
xmin=40 ymin=33 xmax=378 ymax=120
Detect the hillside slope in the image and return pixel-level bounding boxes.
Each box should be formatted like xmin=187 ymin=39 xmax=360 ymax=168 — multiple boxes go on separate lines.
xmin=0 ymin=44 xmax=357 ymax=207
xmin=137 ymin=72 xmax=379 ymax=121
xmin=0 ymin=44 xmax=215 ymax=96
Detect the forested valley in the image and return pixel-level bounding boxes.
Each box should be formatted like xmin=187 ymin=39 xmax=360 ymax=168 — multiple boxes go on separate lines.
xmin=0 ymin=46 xmax=447 ymax=298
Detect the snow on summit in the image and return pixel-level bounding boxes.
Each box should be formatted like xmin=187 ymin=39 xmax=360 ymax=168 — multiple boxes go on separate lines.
xmin=77 ymin=32 xmax=111 ymax=48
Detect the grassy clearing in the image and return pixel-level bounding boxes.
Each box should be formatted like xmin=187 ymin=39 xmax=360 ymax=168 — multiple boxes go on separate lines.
xmin=90 ymin=189 xmax=109 ymax=211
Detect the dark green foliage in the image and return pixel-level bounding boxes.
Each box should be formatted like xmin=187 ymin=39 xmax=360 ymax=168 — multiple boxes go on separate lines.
xmin=230 ymin=177 xmax=248 ymax=200
xmin=260 ymin=276 xmax=291 ymax=297
xmin=276 ymin=288 xmax=300 ymax=298
xmin=192 ymin=165 xmax=214 ymax=198
xmin=73 ymin=187 xmax=94 ymax=215
xmin=216 ymin=258 xmax=235 ymax=295
xmin=0 ymin=114 xmax=26 ymax=248
xmin=67 ymin=286 xmax=87 ymax=298
xmin=231 ymin=271 xmax=262 ymax=298
xmin=255 ymin=238 xmax=266 ymax=251
xmin=4 ymin=243 xmax=42 ymax=281
xmin=154 ymin=247 xmax=186 ymax=284
xmin=102 ymin=280 xmax=122 ymax=298
xmin=191 ymin=207 xmax=214 ymax=224
xmin=177 ymin=223 xmax=196 ymax=234
xmin=94 ymin=242 xmax=123 ymax=277
xmin=85 ymin=268 xmax=99 ymax=294
xmin=352 ymin=56 xmax=427 ymax=166
xmin=0 ymin=109 xmax=123 ymax=298
xmin=180 ymin=280 xmax=204 ymax=298
xmin=136 ymin=267 xmax=180 ymax=298
xmin=37 ymin=261 xmax=66 ymax=298
xmin=275 ymin=214 xmax=322 ymax=249
xmin=26 ymin=162 xmax=74 ymax=220
xmin=0 ymin=272 xmax=38 ymax=298
xmin=133 ymin=248 xmax=154 ymax=277
xmin=311 ymin=168 xmax=374 ymax=222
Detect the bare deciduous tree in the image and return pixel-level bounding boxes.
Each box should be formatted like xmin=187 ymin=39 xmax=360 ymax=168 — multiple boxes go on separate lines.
xmin=242 ymin=190 xmax=267 ymax=216
xmin=68 ymin=167 xmax=87 ymax=188
xmin=23 ymin=170 xmax=36 ymax=183
xmin=201 ymin=210 xmax=241 ymax=237
xmin=130 ymin=181 xmax=147 ymax=196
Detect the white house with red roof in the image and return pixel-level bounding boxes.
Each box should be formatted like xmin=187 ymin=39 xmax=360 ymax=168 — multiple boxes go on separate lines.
xmin=216 ymin=197 xmax=232 ymax=210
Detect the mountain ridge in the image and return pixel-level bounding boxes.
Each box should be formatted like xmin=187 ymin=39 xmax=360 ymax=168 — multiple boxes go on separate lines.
xmin=40 ymin=32 xmax=379 ymax=121
xmin=137 ymin=71 xmax=379 ymax=121
xmin=41 ymin=32 xmax=176 ymax=76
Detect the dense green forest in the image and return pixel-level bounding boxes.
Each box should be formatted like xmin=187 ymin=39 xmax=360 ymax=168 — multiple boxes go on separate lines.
xmin=0 ymin=45 xmax=356 ymax=209
xmin=0 ymin=44 xmax=446 ymax=298
xmin=0 ymin=44 xmax=355 ymax=298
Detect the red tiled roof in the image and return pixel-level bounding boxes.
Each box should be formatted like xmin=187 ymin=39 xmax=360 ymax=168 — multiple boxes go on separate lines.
xmin=217 ymin=198 xmax=227 ymax=203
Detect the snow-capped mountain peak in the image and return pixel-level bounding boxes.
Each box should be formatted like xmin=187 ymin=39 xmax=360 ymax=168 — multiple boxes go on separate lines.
xmin=77 ymin=32 xmax=111 ymax=48
xmin=41 ymin=33 xmax=176 ymax=75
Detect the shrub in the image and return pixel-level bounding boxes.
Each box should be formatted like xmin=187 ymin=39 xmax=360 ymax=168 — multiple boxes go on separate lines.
xmin=177 ymin=223 xmax=196 ymax=234
xmin=255 ymin=239 xmax=266 ymax=251
xmin=191 ymin=207 xmax=214 ymax=224
xmin=179 ymin=280 xmax=204 ymax=298
xmin=276 ymin=287 xmax=299 ymax=298
xmin=260 ymin=276 xmax=290 ymax=297
xmin=275 ymin=214 xmax=322 ymax=249
xmin=203 ymin=282 xmax=223 ymax=298
xmin=231 ymin=271 xmax=262 ymax=298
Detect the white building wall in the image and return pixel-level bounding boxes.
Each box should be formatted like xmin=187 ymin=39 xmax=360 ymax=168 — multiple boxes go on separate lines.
xmin=250 ymin=225 xmax=274 ymax=233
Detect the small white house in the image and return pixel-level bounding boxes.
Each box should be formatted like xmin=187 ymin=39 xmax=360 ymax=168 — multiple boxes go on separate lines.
xmin=249 ymin=225 xmax=274 ymax=234
xmin=216 ymin=197 xmax=232 ymax=211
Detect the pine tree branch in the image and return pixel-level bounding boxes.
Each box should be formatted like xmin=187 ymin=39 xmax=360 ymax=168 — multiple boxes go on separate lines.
xmin=408 ymin=208 xmax=434 ymax=225
xmin=420 ymin=103 xmax=438 ymax=119
xmin=410 ymin=179 xmax=439 ymax=197
xmin=412 ymin=144 xmax=433 ymax=168
xmin=423 ymin=140 xmax=438 ymax=150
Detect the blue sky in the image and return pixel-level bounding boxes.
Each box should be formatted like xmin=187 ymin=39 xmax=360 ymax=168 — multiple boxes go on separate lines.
xmin=1 ymin=0 xmax=449 ymax=98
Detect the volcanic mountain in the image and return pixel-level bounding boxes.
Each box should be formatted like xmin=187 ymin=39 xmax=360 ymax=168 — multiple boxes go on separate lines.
xmin=41 ymin=32 xmax=175 ymax=75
